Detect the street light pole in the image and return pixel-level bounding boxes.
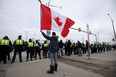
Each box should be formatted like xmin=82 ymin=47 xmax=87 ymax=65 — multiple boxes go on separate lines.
xmin=25 ymin=31 xmax=29 ymax=41
xmin=97 ymin=29 xmax=103 ymax=43
xmin=108 ymin=14 xmax=116 ymax=44
xmin=95 ymin=34 xmax=97 ymax=43
xmin=19 ymin=28 xmax=29 ymax=41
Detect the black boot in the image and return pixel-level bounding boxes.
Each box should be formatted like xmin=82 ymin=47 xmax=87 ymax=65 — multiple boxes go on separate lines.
xmin=54 ymin=64 xmax=58 ymax=71
xmin=47 ymin=65 xmax=54 ymax=74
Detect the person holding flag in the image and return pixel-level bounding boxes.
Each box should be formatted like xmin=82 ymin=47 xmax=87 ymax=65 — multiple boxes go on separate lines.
xmin=41 ymin=31 xmax=59 ymax=74
xmin=39 ymin=0 xmax=75 ymax=74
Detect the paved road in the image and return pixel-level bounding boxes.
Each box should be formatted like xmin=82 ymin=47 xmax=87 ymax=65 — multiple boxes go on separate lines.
xmin=0 ymin=50 xmax=116 ymax=77
xmin=90 ymin=50 xmax=116 ymax=61
xmin=4 ymin=59 xmax=103 ymax=77
xmin=60 ymin=50 xmax=116 ymax=77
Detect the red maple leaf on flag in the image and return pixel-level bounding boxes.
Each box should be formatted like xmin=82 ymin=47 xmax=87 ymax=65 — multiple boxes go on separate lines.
xmin=54 ymin=17 xmax=62 ymax=26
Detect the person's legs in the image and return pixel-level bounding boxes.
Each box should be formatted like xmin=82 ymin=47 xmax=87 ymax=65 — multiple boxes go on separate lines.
xmin=79 ymin=48 xmax=83 ymax=56
xmin=26 ymin=51 xmax=29 ymax=61
xmin=3 ymin=52 xmax=7 ymax=64
xmin=50 ymin=52 xmax=54 ymax=66
xmin=38 ymin=50 xmax=41 ymax=59
xmin=11 ymin=50 xmax=17 ymax=63
xmin=53 ymin=53 xmax=58 ymax=71
xmin=61 ymin=48 xmax=64 ymax=56
xmin=54 ymin=53 xmax=57 ymax=63
xmin=19 ymin=51 xmax=22 ymax=62
xmin=30 ymin=51 xmax=33 ymax=61
xmin=43 ymin=50 xmax=45 ymax=58
xmin=87 ymin=49 xmax=91 ymax=59
xmin=78 ymin=48 xmax=80 ymax=56
xmin=7 ymin=53 xmax=10 ymax=61
xmin=45 ymin=51 xmax=48 ymax=58
xmin=47 ymin=52 xmax=54 ymax=74
xmin=35 ymin=50 xmax=37 ymax=60
xmin=58 ymin=48 xmax=61 ymax=57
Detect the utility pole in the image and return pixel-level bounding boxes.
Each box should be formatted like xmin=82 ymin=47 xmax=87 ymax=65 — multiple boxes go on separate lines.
xmin=87 ymin=24 xmax=90 ymax=44
xmin=86 ymin=24 xmax=91 ymax=59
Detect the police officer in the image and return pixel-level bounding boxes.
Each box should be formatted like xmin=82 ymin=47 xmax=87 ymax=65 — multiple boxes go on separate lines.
xmin=82 ymin=43 xmax=86 ymax=54
xmin=64 ymin=41 xmax=68 ymax=55
xmin=0 ymin=36 xmax=12 ymax=64
xmin=7 ymin=37 xmax=13 ymax=61
xmin=58 ymin=40 xmax=64 ymax=56
xmin=97 ymin=44 xmax=101 ymax=53
xmin=42 ymin=40 xmax=49 ymax=58
xmin=67 ymin=40 xmax=72 ymax=56
xmin=26 ymin=38 xmax=34 ymax=61
xmin=77 ymin=41 xmax=82 ymax=56
xmin=11 ymin=35 xmax=24 ymax=63
xmin=86 ymin=40 xmax=90 ymax=57
xmin=34 ymin=40 xmax=41 ymax=60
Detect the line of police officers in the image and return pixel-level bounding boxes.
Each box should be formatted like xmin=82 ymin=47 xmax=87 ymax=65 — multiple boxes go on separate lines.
xmin=0 ymin=35 xmax=49 ymax=64
xmin=0 ymin=35 xmax=113 ymax=64
xmin=58 ymin=40 xmax=113 ymax=57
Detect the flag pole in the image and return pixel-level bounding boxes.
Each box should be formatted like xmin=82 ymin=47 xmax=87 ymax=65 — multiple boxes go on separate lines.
xmin=38 ymin=0 xmax=42 ymax=32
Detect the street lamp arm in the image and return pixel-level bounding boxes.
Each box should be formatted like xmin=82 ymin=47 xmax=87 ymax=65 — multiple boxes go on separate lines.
xmin=97 ymin=29 xmax=103 ymax=35
xmin=108 ymin=14 xmax=113 ymax=22
xmin=46 ymin=0 xmax=62 ymax=9
xmin=48 ymin=4 xmax=62 ymax=9
xmin=19 ymin=28 xmax=29 ymax=32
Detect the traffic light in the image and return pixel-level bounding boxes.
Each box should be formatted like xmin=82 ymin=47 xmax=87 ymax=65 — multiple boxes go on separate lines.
xmin=78 ymin=27 xmax=81 ymax=32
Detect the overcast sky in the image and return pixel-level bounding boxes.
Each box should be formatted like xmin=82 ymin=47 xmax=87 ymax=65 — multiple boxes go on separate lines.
xmin=0 ymin=0 xmax=116 ymax=44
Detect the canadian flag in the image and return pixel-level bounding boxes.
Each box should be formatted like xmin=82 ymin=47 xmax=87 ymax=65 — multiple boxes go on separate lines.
xmin=41 ymin=4 xmax=75 ymax=37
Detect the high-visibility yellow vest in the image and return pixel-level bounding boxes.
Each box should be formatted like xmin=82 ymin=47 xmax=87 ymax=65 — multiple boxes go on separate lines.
xmin=44 ymin=44 xmax=48 ymax=47
xmin=91 ymin=45 xmax=94 ymax=48
xmin=15 ymin=39 xmax=23 ymax=45
xmin=28 ymin=42 xmax=34 ymax=47
xmin=70 ymin=45 xmax=72 ymax=47
xmin=84 ymin=45 xmax=86 ymax=48
xmin=0 ymin=40 xmax=1 ymax=44
xmin=34 ymin=43 xmax=39 ymax=47
xmin=1 ymin=39 xmax=9 ymax=45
